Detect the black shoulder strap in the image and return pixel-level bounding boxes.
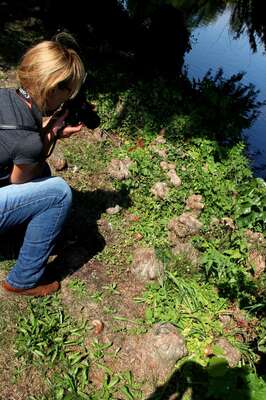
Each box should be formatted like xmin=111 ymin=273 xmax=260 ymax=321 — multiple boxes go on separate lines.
xmin=16 ymin=88 xmax=42 ymax=130
xmin=0 ymin=124 xmax=39 ymax=131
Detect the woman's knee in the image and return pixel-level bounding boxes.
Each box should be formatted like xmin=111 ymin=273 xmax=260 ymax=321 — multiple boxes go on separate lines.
xmin=48 ymin=177 xmax=72 ymax=209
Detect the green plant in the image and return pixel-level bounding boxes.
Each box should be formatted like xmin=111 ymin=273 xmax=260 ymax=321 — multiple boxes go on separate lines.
xmin=68 ymin=278 xmax=88 ymax=297
xmin=193 ymin=229 xmax=261 ymax=307
xmin=15 ymin=296 xmax=90 ymax=398
xmin=139 ymin=272 xmax=230 ymax=364
xmin=235 ymin=177 xmax=266 ymax=234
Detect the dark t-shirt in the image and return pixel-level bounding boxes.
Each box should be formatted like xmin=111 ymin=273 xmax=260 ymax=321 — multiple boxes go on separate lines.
xmin=0 ymin=88 xmax=43 ymax=180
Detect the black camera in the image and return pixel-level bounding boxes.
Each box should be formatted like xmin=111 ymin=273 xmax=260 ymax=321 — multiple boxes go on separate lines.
xmin=64 ymin=88 xmax=100 ymax=129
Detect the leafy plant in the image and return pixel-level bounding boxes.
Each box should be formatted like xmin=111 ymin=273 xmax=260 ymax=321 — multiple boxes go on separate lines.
xmin=68 ymin=278 xmax=88 ymax=297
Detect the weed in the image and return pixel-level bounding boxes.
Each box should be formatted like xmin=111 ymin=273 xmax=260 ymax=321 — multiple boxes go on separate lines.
xmin=102 ymin=282 xmax=120 ymax=295
xmin=15 ymin=296 xmax=90 ymax=397
xmin=90 ymin=290 xmax=103 ymax=303
xmin=68 ymin=278 xmax=88 ymax=297
xmin=140 ymin=271 xmax=253 ymax=365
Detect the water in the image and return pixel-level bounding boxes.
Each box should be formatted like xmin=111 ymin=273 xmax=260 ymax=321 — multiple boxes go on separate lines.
xmin=185 ymin=9 xmax=266 ymax=178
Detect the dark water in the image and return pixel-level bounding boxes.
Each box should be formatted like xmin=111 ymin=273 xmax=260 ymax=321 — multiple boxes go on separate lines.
xmin=185 ymin=9 xmax=266 ymax=178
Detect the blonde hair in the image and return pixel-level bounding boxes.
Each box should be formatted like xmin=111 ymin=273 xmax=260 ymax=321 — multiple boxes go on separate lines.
xmin=17 ymin=41 xmax=86 ymax=112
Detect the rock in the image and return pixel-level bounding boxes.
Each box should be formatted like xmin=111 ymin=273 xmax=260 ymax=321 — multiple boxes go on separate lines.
xmin=106 ymin=205 xmax=121 ymax=215
xmin=148 ymin=323 xmax=187 ymax=366
xmin=214 ymin=338 xmax=241 ymax=367
xmin=121 ymin=323 xmax=187 ymax=382
xmin=48 ymin=147 xmax=68 ymax=171
xmin=220 ymin=217 xmax=235 ymax=230
xmin=153 ymin=136 xmax=166 ymax=145
xmin=245 ymin=229 xmax=265 ymax=245
xmin=131 ymin=247 xmax=164 ymax=281
xmin=108 ymin=158 xmax=133 ymax=180
xmin=89 ymin=127 xmax=107 ymax=143
xmin=168 ymin=212 xmax=203 ymax=239
xmin=126 ymin=213 xmax=140 ymax=222
xmin=134 ymin=232 xmax=143 ymax=241
xmin=248 ymin=249 xmax=266 ymax=278
xmin=160 ymin=161 xmax=170 ymax=171
xmin=171 ymin=239 xmax=200 ymax=266
xmin=185 ymin=194 xmax=204 ymax=216
xmin=150 ymin=146 xmax=168 ymax=158
xmin=244 ymin=229 xmax=266 ymax=278
xmin=160 ymin=161 xmax=176 ymax=171
xmin=166 ymin=170 xmax=182 ymax=188
xmin=150 ymin=182 xmax=169 ymax=199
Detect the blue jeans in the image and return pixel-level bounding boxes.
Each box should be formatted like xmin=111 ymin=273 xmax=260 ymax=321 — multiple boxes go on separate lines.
xmin=0 ymin=177 xmax=72 ymax=288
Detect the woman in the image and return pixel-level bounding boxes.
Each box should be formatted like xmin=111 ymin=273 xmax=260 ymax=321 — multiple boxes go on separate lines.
xmin=0 ymin=39 xmax=86 ymax=296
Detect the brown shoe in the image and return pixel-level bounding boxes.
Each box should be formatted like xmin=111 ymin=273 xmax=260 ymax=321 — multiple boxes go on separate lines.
xmin=1 ymin=280 xmax=60 ymax=297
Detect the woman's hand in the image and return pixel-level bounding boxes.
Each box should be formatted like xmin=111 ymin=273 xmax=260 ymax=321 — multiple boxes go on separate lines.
xmin=57 ymin=123 xmax=84 ymax=138
xmin=48 ymin=110 xmax=83 ymax=139
xmin=42 ymin=109 xmax=84 ymax=158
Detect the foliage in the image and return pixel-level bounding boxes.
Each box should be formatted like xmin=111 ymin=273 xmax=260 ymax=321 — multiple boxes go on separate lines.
xmin=235 ymin=177 xmax=266 ymax=234
xmin=15 ymin=296 xmax=90 ymax=397
xmin=89 ymin=64 xmax=263 ymax=147
xmin=68 ymin=278 xmax=88 ymax=297
xmin=175 ymin=360 xmax=266 ymax=400
xmin=139 ymin=272 xmax=230 ymax=364
xmin=193 ymin=227 xmax=261 ymax=307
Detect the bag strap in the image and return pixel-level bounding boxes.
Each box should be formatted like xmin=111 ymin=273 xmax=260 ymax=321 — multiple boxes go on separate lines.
xmin=0 ymin=124 xmax=39 ymax=131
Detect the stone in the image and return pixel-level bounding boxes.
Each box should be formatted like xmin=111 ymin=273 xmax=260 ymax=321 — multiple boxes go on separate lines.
xmin=121 ymin=323 xmax=187 ymax=383
xmin=166 ymin=170 xmax=182 ymax=188
xmin=48 ymin=146 xmax=68 ymax=171
xmin=248 ymin=249 xmax=266 ymax=278
xmin=171 ymin=239 xmax=200 ymax=266
xmin=245 ymin=229 xmax=265 ymax=244
xmin=131 ymin=247 xmax=164 ymax=281
xmin=150 ymin=182 xmax=169 ymax=199
xmin=220 ymin=217 xmax=235 ymax=230
xmin=160 ymin=161 xmax=177 ymax=171
xmin=106 ymin=205 xmax=121 ymax=215
xmin=185 ymin=194 xmax=204 ymax=216
xmin=168 ymin=212 xmax=203 ymax=239
xmin=148 ymin=323 xmax=187 ymax=366
xmin=214 ymin=338 xmax=241 ymax=367
xmin=108 ymin=158 xmax=133 ymax=180
xmin=151 ymin=146 xmax=168 ymax=158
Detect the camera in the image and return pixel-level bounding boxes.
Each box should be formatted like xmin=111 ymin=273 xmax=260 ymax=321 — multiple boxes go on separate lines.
xmin=64 ymin=88 xmax=100 ymax=129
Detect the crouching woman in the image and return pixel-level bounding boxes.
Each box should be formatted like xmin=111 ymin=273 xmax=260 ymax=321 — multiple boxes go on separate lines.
xmin=0 ymin=39 xmax=85 ymax=296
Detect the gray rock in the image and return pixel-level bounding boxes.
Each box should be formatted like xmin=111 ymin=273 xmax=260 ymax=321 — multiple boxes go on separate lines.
xmin=108 ymin=158 xmax=133 ymax=180
xmin=131 ymin=247 xmax=164 ymax=281
xmin=214 ymin=337 xmax=241 ymax=367
xmin=150 ymin=182 xmax=169 ymax=199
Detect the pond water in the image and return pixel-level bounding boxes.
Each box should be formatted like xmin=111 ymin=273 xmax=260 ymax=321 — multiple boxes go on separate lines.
xmin=185 ymin=9 xmax=266 ymax=178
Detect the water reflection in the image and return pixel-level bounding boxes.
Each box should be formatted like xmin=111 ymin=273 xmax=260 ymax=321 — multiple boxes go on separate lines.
xmin=230 ymin=0 xmax=266 ymax=53
xmin=125 ymin=0 xmax=266 ymax=53
xmin=184 ymin=7 xmax=266 ymax=177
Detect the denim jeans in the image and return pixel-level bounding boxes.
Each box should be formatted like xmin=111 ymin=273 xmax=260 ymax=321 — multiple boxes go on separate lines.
xmin=0 ymin=176 xmax=72 ymax=288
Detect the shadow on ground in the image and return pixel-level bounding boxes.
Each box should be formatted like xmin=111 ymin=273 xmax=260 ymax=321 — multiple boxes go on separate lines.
xmin=0 ymin=185 xmax=131 ymax=282
xmin=147 ymin=360 xmax=253 ymax=400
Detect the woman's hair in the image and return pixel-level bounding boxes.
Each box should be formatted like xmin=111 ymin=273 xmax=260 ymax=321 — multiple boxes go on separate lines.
xmin=17 ymin=40 xmax=86 ymax=112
